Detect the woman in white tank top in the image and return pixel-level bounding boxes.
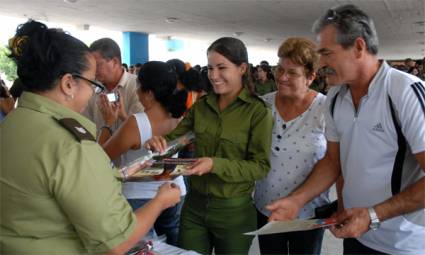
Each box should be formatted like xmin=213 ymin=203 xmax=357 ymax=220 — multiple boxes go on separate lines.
xmin=100 ymin=61 xmax=188 ymax=246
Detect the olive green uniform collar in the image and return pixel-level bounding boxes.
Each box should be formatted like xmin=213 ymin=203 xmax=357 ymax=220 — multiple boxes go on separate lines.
xmin=18 ymin=91 xmax=96 ymax=136
xmin=205 ymin=87 xmax=255 ymax=113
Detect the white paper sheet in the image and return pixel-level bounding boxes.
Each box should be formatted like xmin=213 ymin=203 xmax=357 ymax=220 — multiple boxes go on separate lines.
xmin=244 ymin=218 xmax=337 ymax=235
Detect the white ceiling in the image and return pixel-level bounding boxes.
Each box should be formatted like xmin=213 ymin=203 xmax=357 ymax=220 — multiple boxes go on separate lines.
xmin=1 ymin=0 xmax=424 ymax=60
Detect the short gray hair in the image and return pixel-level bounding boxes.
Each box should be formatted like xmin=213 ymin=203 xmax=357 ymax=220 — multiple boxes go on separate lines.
xmin=89 ymin=38 xmax=122 ymax=62
xmin=312 ymin=4 xmax=379 ymax=55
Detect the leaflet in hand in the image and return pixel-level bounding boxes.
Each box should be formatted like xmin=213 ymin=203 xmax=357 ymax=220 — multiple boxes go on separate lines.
xmin=244 ymin=218 xmax=337 ymax=235
xmin=151 ymin=131 xmax=196 ymax=161
xmin=125 ymin=158 xmax=197 ymax=181
xmin=118 ymin=132 xmax=196 ymax=181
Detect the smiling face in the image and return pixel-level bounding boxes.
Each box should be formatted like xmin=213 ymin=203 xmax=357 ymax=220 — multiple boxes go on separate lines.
xmin=207 ymin=50 xmax=245 ymax=97
xmin=275 ymin=58 xmax=314 ymax=99
xmin=317 ymin=25 xmax=358 ymax=86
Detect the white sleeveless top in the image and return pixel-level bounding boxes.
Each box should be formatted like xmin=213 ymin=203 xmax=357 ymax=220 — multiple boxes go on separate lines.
xmin=121 ymin=112 xmax=187 ymax=199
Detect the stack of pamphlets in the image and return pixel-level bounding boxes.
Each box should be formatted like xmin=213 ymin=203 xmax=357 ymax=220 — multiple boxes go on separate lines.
xmin=118 ymin=132 xmax=196 ymax=181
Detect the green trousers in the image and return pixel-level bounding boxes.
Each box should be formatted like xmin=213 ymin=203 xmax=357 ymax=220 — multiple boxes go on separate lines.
xmin=178 ymin=191 xmax=256 ymax=255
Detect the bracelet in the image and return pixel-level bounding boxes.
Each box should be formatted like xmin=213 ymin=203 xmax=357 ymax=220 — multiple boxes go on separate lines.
xmin=100 ymin=125 xmax=113 ymax=135
xmin=120 ymin=168 xmax=129 ymax=182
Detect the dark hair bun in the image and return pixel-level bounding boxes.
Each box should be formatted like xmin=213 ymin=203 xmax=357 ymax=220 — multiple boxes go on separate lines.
xmin=9 ymin=20 xmax=90 ymax=92
xmin=181 ymin=69 xmax=203 ymax=92
xmin=138 ymin=61 xmax=187 ymax=118
xmin=166 ymin=89 xmax=187 ymax=118
xmin=166 ymin=59 xmax=185 ymax=77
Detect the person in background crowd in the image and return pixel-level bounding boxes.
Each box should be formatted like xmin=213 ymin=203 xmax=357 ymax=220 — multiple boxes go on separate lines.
xmin=9 ymin=77 xmax=26 ymax=100
xmin=145 ymin=37 xmax=273 ymax=254
xmin=267 ymin=4 xmax=425 ymax=255
xmin=0 ymin=20 xmax=180 ymax=255
xmin=408 ymin=66 xmax=419 ymax=76
xmin=310 ymin=67 xmax=331 ymax=94
xmin=199 ymin=65 xmax=214 ymax=94
xmin=193 ymin=64 xmax=201 ymax=72
xmin=260 ymin=60 xmax=270 ymax=66
xmin=254 ymin=64 xmax=276 ymax=95
xmin=84 ymin=38 xmax=144 ymax=143
xmin=404 ymin=58 xmax=416 ymax=69
xmin=129 ymin=65 xmax=135 ymax=74
xmin=100 ymin=61 xmax=188 ymax=246
xmin=166 ymin=58 xmax=204 ymax=110
xmin=122 ymin=63 xmax=129 ymax=72
xmin=255 ymin=37 xmax=330 ymax=255
xmin=417 ymin=59 xmax=425 ymax=80
xmin=0 ymin=76 xmax=15 ymax=121
xmin=251 ymin=63 xmax=259 ymax=84
xmin=134 ymin=62 xmax=143 ymax=75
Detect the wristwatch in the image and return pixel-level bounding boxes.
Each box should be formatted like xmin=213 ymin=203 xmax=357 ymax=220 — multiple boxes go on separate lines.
xmin=368 ymin=207 xmax=380 ymax=230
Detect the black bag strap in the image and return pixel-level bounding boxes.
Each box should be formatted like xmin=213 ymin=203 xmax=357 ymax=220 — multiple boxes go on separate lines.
xmin=330 ymin=91 xmax=340 ymax=118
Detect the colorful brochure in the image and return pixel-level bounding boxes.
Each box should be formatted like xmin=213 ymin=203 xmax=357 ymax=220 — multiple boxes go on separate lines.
xmin=117 ymin=132 xmax=196 ymax=181
xmin=124 ymin=158 xmax=197 ymax=181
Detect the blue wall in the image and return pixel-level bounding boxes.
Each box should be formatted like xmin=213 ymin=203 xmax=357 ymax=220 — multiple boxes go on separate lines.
xmin=122 ymin=32 xmax=149 ymax=65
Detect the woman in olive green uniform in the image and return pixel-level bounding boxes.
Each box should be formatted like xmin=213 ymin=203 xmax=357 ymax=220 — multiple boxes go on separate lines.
xmin=255 ymin=64 xmax=277 ymax=96
xmin=146 ymin=37 xmax=273 ymax=254
xmin=0 ymin=20 xmax=180 ymax=254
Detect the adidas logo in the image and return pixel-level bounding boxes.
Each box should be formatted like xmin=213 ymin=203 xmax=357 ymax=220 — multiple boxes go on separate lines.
xmin=372 ymin=123 xmax=384 ymax=132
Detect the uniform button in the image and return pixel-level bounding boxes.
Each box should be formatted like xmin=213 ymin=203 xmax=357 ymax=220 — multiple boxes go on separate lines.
xmin=282 ymin=124 xmax=287 ymax=129
xmin=275 ymin=146 xmax=280 ymax=151
xmin=277 ymin=135 xmax=282 ymax=139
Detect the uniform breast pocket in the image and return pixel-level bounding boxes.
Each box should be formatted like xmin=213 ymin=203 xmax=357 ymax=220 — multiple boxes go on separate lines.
xmin=193 ymin=122 xmax=215 ymax=154
xmin=194 ymin=122 xmax=209 ymax=140
xmin=219 ymin=132 xmax=248 ymax=158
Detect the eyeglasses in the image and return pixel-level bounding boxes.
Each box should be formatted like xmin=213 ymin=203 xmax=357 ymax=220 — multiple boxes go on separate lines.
xmin=274 ymin=66 xmax=304 ymax=79
xmin=71 ymin=73 xmax=105 ymax=94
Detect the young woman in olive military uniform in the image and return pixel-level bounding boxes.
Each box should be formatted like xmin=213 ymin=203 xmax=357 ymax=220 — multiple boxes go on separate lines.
xmin=0 ymin=20 xmax=180 ymax=254
xmin=254 ymin=64 xmax=277 ymax=96
xmin=146 ymin=37 xmax=274 ymax=254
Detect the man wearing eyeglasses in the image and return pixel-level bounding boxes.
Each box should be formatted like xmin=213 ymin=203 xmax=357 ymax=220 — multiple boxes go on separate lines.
xmin=267 ymin=4 xmax=425 ymax=255
xmin=83 ymin=38 xmax=144 ymax=141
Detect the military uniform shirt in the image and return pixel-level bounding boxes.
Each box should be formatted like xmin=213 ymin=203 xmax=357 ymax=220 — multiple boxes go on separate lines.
xmin=0 ymin=92 xmax=136 ymax=254
xmin=255 ymin=80 xmax=277 ymax=96
xmin=165 ymin=87 xmax=273 ymax=198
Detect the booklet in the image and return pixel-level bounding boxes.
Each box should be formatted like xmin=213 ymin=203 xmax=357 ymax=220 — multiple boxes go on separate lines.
xmin=124 ymin=158 xmax=197 ymax=181
xmin=244 ymin=218 xmax=337 ymax=235
xmin=117 ymin=132 xmax=196 ymax=181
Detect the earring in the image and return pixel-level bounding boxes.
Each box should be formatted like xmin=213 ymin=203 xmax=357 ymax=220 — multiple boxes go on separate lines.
xmin=66 ymin=94 xmax=74 ymax=101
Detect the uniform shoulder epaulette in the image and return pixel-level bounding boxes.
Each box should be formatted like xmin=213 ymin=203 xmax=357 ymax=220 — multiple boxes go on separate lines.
xmin=57 ymin=118 xmax=96 ymax=142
